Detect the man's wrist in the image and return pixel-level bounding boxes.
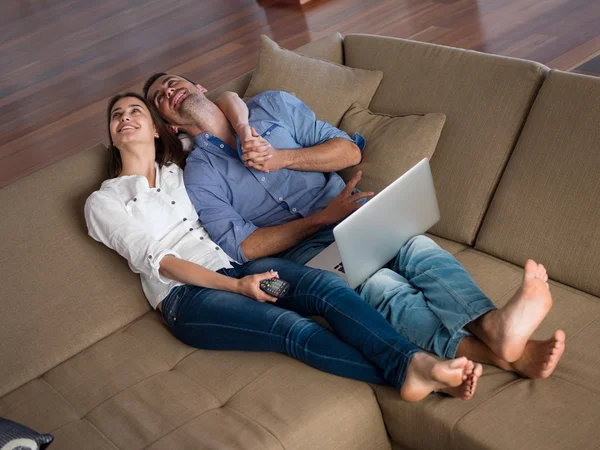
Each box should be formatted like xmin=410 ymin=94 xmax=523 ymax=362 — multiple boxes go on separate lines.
xmin=278 ymin=150 xmax=293 ymax=170
xmin=309 ymin=210 xmax=328 ymax=227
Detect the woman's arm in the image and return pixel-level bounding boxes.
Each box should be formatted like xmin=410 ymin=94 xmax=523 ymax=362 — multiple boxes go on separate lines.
xmin=85 ymin=192 xmax=276 ymax=302
xmin=159 ymin=255 xmax=278 ymax=303
xmin=214 ymin=91 xmax=252 ymax=143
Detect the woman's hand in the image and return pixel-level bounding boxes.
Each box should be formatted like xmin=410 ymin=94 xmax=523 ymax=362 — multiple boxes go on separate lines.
xmin=236 ymin=269 xmax=279 ymax=303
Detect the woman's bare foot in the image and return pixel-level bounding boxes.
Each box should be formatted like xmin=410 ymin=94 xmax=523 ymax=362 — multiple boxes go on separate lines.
xmin=510 ymin=330 xmax=566 ymax=379
xmin=400 ymin=354 xmax=472 ymax=402
xmin=476 ymin=260 xmax=552 ymax=362
xmin=439 ymin=362 xmax=483 ymax=400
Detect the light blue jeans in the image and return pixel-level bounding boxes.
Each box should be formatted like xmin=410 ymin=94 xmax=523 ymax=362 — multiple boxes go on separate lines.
xmin=278 ymin=232 xmax=497 ymax=358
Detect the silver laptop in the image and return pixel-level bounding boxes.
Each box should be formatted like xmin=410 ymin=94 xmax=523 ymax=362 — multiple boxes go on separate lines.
xmin=306 ymin=158 xmax=440 ymax=289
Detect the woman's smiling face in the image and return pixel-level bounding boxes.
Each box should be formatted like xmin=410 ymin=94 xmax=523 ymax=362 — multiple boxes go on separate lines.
xmin=109 ymin=96 xmax=157 ymax=148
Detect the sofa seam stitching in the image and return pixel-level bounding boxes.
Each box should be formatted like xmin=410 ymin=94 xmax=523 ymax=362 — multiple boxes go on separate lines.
xmin=139 ymin=408 xmax=219 ymax=450
xmin=449 ymin=378 xmax=524 ymax=448
xmin=121 ymin=319 xmax=197 ymax=371
xmin=223 ymin=359 xmax=289 ymax=405
xmin=82 ymin=371 xmax=165 ymax=419
xmin=81 ymin=417 xmax=122 ymax=450
xmin=170 ymin=368 xmax=225 ymax=406
xmin=219 ymin=405 xmax=286 ymax=450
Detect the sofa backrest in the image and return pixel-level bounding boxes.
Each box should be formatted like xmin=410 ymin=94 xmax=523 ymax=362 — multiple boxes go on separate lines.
xmin=0 ymin=145 xmax=150 ymax=398
xmin=476 ymin=70 xmax=600 ymax=298
xmin=343 ymin=34 xmax=548 ymax=245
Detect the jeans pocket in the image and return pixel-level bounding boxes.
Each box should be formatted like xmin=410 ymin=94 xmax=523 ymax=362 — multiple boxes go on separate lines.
xmin=163 ymin=285 xmax=187 ymax=327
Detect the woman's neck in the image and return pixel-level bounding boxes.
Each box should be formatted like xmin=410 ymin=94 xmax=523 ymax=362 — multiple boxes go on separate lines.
xmin=119 ymin=143 xmax=157 ymax=188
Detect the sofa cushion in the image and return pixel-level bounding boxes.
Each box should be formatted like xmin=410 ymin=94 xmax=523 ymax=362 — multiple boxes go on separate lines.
xmin=207 ymin=33 xmax=345 ymax=102
xmin=375 ymin=248 xmax=600 ymax=449
xmin=244 ymin=35 xmax=383 ymax=126
xmin=476 ymin=70 xmax=600 ymax=298
xmin=0 ymin=313 xmax=390 ymax=450
xmin=343 ymin=34 xmax=547 ymax=245
xmin=0 ymin=143 xmax=150 ymax=399
xmin=337 ymin=104 xmax=446 ymax=193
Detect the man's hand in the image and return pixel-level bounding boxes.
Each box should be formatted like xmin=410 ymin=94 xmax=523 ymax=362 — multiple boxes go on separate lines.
xmin=241 ymin=127 xmax=287 ymax=172
xmin=236 ymin=270 xmax=279 ymax=303
xmin=315 ymin=171 xmax=374 ymax=225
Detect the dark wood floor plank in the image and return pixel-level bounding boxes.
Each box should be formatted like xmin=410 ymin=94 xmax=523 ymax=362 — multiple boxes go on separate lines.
xmin=1 ymin=0 xmax=599 ymax=187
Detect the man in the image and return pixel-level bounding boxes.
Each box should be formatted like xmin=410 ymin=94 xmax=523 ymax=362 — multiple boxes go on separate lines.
xmin=144 ymin=73 xmax=566 ymax=379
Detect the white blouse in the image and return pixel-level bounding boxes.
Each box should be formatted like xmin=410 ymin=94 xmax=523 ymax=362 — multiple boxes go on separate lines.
xmin=85 ymin=162 xmax=233 ymax=309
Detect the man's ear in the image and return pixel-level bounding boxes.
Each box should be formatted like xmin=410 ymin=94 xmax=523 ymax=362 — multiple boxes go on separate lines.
xmin=168 ymin=125 xmax=179 ymax=134
xmin=196 ymin=84 xmax=208 ymax=94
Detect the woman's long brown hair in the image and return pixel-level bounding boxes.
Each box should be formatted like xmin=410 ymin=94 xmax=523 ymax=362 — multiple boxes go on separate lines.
xmin=106 ymin=92 xmax=186 ymax=178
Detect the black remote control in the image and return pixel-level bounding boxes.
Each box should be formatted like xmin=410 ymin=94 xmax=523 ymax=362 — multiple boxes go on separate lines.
xmin=259 ymin=278 xmax=291 ymax=298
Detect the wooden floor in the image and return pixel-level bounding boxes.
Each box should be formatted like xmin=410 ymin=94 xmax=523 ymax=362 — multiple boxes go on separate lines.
xmin=2 ymin=0 xmax=600 ymax=188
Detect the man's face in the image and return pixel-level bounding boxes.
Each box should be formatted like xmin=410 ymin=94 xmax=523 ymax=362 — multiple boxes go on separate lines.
xmin=146 ymin=75 xmax=208 ymax=128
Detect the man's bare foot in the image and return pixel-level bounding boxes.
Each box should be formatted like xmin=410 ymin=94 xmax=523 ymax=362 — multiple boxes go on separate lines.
xmin=510 ymin=330 xmax=566 ymax=379
xmin=400 ymin=355 xmax=472 ymax=402
xmin=439 ymin=362 xmax=483 ymax=400
xmin=476 ymin=260 xmax=552 ymax=362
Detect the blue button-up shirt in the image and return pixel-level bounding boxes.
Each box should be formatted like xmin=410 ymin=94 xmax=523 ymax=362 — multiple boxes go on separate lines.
xmin=184 ymin=90 xmax=364 ymax=263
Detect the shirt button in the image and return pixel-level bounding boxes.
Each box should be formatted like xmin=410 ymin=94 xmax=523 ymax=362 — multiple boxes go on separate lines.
xmin=292 ymin=208 xmax=297 ymax=212
xmin=189 ymin=228 xmax=193 ymax=232
xmin=182 ymin=218 xmax=187 ymax=221
xmin=171 ymin=201 xmax=176 ymax=205
xmin=156 ymin=188 xmax=161 ymax=192
xmin=261 ymin=177 xmax=266 ymax=182
xmin=278 ymin=197 xmax=283 ymax=202
xmin=200 ymin=237 xmax=204 ymax=240
xmin=148 ymin=255 xmax=152 ymax=259
xmin=219 ymin=144 xmax=224 ymax=148
xmin=205 ymin=133 xmax=209 ymax=138
xmin=215 ymin=246 xmax=220 ymax=251
xmin=266 ymin=131 xmax=271 ymax=135
xmin=133 ymin=198 xmax=137 ymax=202
xmin=204 ymin=142 xmax=208 ymax=146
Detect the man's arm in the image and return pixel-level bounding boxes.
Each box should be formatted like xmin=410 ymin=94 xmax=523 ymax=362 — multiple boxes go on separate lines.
xmin=242 ymin=91 xmax=363 ymax=173
xmin=243 ymin=136 xmax=360 ymax=173
xmin=241 ymin=171 xmax=372 ymax=260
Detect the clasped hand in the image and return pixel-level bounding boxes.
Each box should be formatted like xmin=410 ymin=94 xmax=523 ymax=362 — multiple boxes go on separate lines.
xmin=240 ymin=127 xmax=285 ymax=172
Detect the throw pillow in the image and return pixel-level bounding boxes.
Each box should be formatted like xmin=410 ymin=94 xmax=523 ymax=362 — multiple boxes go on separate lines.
xmin=338 ymin=104 xmax=446 ymax=193
xmin=244 ymin=35 xmax=383 ymax=127
xmin=0 ymin=417 xmax=53 ymax=449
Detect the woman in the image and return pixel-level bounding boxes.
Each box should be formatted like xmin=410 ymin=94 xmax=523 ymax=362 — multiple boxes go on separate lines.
xmin=85 ymin=92 xmax=479 ymax=402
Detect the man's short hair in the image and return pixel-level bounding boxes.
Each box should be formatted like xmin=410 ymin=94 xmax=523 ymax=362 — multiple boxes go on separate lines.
xmin=143 ymin=72 xmax=167 ymax=99
xmin=143 ymin=72 xmax=198 ymax=100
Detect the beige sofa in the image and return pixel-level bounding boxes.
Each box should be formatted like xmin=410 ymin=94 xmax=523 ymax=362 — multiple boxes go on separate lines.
xmin=1 ymin=33 xmax=599 ymax=450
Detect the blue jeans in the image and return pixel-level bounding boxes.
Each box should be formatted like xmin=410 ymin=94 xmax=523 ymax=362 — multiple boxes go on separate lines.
xmin=161 ymin=257 xmax=420 ymax=390
xmin=278 ymin=231 xmax=497 ymax=359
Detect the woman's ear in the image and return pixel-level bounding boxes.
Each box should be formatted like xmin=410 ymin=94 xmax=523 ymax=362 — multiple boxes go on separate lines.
xmin=168 ymin=125 xmax=179 ymax=134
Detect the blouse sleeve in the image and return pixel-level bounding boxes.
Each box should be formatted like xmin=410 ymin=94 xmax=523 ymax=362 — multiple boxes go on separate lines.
xmin=84 ymin=191 xmax=180 ymax=283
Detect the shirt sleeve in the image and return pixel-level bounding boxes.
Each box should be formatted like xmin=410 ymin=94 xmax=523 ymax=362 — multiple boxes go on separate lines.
xmin=250 ymin=91 xmax=365 ymax=150
xmin=184 ymin=165 xmax=258 ymax=264
xmin=84 ymin=191 xmax=180 ymax=283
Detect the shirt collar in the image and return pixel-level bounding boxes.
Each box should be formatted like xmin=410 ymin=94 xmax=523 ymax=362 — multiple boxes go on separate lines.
xmin=192 ymin=132 xmax=240 ymax=159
